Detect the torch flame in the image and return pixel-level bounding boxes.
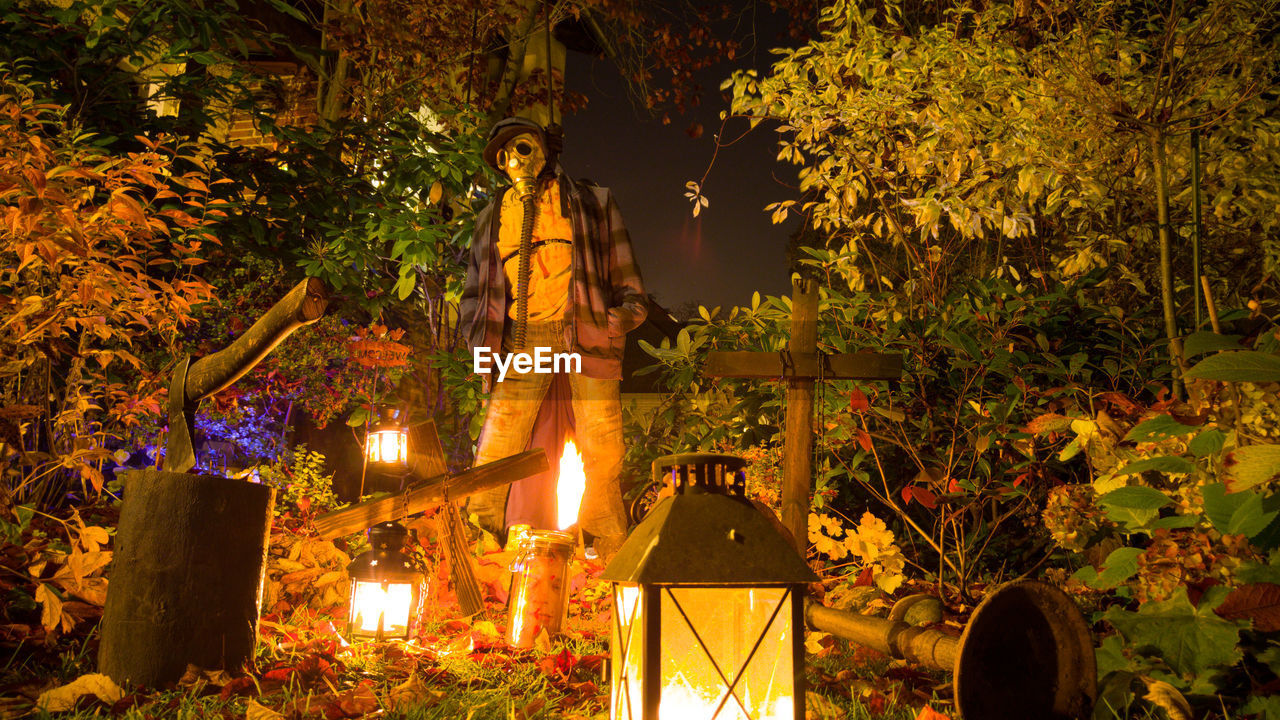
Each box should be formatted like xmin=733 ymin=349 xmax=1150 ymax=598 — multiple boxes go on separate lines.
xmin=556 ymin=439 xmax=586 ymax=530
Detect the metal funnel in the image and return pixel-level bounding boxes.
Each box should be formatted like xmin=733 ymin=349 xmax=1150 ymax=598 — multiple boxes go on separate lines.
xmin=805 ymin=580 xmax=1096 ymax=719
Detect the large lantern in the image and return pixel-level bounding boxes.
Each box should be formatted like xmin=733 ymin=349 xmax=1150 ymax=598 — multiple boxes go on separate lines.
xmin=365 ymin=408 xmax=409 ymax=469
xmin=346 ymin=521 xmax=423 ymax=642
xmin=603 ymin=454 xmax=817 ymax=720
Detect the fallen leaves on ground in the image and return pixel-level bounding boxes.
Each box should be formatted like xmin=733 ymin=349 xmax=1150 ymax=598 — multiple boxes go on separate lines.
xmin=246 ymin=699 xmax=285 ymax=720
xmin=5 ymin=502 xmax=960 ymax=720
xmin=914 ymin=705 xmax=952 ymax=720
xmin=263 ymin=530 xmax=350 ymax=615
xmin=1140 ymin=676 xmax=1193 ymax=720
xmin=36 ymin=672 xmax=124 ymax=712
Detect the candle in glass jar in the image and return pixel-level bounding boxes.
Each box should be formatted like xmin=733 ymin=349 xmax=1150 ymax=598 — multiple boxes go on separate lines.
xmin=506 ymin=529 xmax=576 ymax=648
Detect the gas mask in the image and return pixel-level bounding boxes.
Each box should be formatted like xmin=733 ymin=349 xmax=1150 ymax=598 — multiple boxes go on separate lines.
xmin=496 ymin=132 xmax=546 ymax=200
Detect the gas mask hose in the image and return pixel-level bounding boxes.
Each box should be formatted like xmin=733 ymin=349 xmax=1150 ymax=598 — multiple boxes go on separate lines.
xmin=512 ymin=193 xmax=536 ymax=350
xmin=499 ymin=133 xmax=546 ymax=352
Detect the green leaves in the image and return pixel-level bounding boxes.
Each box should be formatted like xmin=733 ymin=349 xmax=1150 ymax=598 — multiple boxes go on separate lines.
xmin=1088 ymin=546 xmax=1144 ymax=589
xmin=1185 ymin=351 xmax=1280 ymax=383
xmin=1100 ymin=485 xmax=1172 ymax=531
xmin=1113 ymin=456 xmax=1197 ymax=476
xmin=1188 ymin=429 xmax=1226 ymax=457
xmin=1101 ymin=486 xmax=1172 ymax=510
xmin=1182 ymin=331 xmax=1244 ymax=358
xmin=1123 ymin=415 xmax=1200 ymax=442
xmin=1104 ymin=587 xmax=1245 ymax=678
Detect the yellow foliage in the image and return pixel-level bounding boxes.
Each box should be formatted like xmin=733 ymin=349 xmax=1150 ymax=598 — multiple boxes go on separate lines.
xmin=809 ymin=511 xmax=906 ymax=594
xmin=36 ymin=673 xmax=123 ymax=712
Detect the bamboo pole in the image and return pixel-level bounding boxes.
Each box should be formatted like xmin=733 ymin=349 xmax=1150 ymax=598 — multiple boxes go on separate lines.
xmin=1152 ymin=131 xmax=1185 ymax=396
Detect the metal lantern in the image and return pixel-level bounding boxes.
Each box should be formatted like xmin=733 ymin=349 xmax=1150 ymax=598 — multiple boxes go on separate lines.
xmin=366 ymin=409 xmax=409 ymax=468
xmin=603 ymin=454 xmax=818 ymax=720
xmin=346 ymin=521 xmax=423 ymax=642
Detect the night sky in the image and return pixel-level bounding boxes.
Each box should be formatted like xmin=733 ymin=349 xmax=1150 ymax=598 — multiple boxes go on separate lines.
xmin=560 ymin=24 xmax=802 ymax=313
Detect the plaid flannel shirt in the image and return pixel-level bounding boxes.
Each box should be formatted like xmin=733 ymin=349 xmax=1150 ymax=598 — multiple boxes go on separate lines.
xmin=459 ymin=173 xmax=647 ymax=380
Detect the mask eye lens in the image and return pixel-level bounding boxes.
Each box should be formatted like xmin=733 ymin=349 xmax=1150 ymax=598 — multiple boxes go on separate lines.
xmin=514 ymin=141 xmax=533 ymax=156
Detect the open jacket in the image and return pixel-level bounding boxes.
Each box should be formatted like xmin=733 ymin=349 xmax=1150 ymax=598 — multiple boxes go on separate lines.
xmin=459 ymin=173 xmax=647 ymax=380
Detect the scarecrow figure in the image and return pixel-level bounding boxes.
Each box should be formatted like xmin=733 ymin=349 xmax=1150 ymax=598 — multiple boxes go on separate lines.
xmin=459 ymin=117 xmax=647 ymax=559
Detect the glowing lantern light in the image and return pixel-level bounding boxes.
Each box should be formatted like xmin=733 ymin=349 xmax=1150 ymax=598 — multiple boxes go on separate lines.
xmin=557 ymin=439 xmax=586 ymax=530
xmin=346 ymin=521 xmax=423 ymax=642
xmin=366 ymin=409 xmax=409 ymax=468
xmin=604 ymin=454 xmax=816 ymax=720
xmin=505 ymin=528 xmax=576 ymax=648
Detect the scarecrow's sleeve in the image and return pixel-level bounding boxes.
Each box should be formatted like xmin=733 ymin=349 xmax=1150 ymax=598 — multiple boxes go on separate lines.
xmin=458 ymin=204 xmax=492 ymax=351
xmin=604 ymin=191 xmax=648 ymax=335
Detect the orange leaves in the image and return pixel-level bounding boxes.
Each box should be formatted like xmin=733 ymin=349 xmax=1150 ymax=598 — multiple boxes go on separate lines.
xmin=850 ymin=386 xmax=870 ymax=412
xmin=34 ymin=583 xmax=65 ymax=633
xmin=329 ymin=682 xmax=379 ymax=718
xmin=385 ymin=675 xmax=446 ymax=712
xmin=263 ymin=530 xmax=351 ymax=615
xmin=1 ymin=81 xmax=220 ymax=500
xmin=105 ymin=191 xmax=150 ymax=229
xmin=24 ymin=514 xmax=113 ymax=634
xmin=901 ymin=485 xmax=938 ymax=510
xmin=915 ymin=706 xmax=953 ymax=720
xmin=855 ymin=428 xmax=874 ymax=452
xmin=1214 ymin=582 xmax=1280 ymax=632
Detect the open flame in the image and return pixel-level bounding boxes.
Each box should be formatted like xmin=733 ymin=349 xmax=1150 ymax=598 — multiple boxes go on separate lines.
xmin=366 ymin=427 xmax=408 ymax=465
xmin=659 ymin=677 xmax=795 ymax=719
xmin=350 ymin=580 xmax=413 ymax=636
xmin=556 ymin=439 xmax=586 ymax=530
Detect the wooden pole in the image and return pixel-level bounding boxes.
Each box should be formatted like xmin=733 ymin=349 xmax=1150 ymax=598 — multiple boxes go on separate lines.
xmin=312 ymin=450 xmax=548 ymax=540
xmin=1200 ymin=275 xmax=1222 ymax=334
xmin=781 ymin=278 xmax=819 ymax=553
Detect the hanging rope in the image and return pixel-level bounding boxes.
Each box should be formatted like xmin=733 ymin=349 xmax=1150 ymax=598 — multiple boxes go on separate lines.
xmin=817 ymin=340 xmax=826 ymax=493
xmin=544 ymin=0 xmax=555 ymax=127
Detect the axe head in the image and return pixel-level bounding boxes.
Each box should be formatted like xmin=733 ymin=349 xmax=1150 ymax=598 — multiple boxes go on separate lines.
xmin=163 ymin=356 xmax=198 ymax=474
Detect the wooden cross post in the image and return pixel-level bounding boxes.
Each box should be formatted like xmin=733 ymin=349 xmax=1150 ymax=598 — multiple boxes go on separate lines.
xmin=703 ymin=277 xmax=902 ymax=552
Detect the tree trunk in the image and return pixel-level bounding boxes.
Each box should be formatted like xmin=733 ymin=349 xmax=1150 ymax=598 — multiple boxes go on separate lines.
xmin=318 ymin=0 xmax=356 ymax=126
xmin=486 ymin=4 xmax=541 ymax=126
xmin=99 ymin=470 xmax=275 ymax=687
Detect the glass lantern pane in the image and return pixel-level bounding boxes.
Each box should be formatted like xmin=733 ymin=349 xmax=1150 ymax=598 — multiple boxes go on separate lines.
xmin=350 ymin=580 xmax=414 ymax=638
xmin=367 ymin=430 xmax=407 ymax=464
xmin=611 ymin=584 xmax=645 ymax=720
xmin=659 ymin=587 xmax=794 ymax=720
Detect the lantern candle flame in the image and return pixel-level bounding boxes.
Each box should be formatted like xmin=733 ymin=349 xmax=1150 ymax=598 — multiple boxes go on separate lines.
xmin=350 ymin=580 xmax=414 ymax=635
xmin=657 ymin=679 xmax=795 ymax=720
xmin=556 ymin=439 xmax=586 ymax=530
xmin=367 ymin=426 xmax=408 ymax=466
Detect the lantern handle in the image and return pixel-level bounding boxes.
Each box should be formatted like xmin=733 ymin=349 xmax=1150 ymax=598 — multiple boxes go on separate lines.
xmin=650 ymin=453 xmax=747 ymax=495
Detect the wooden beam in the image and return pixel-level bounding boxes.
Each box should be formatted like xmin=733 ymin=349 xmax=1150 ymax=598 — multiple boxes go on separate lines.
xmin=704 ymin=351 xmax=902 ymax=381
xmin=313 ymin=450 xmax=548 ymax=540
xmin=782 ymin=278 xmax=819 ymax=554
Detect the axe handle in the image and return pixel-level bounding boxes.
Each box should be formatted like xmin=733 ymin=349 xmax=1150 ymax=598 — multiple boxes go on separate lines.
xmin=184 ymin=277 xmax=329 ymax=404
